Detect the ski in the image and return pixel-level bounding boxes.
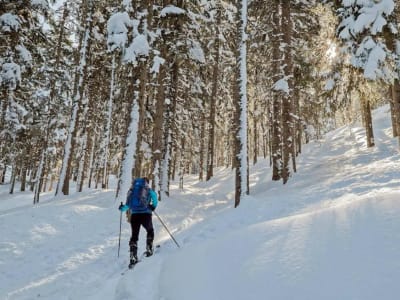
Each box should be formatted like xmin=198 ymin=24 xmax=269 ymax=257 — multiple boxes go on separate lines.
xmin=121 ymin=245 xmax=160 ymax=275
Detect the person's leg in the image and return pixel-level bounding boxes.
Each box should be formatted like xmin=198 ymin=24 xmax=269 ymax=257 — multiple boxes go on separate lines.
xmin=142 ymin=214 xmax=154 ymax=256
xmin=129 ymin=215 xmax=141 ymax=264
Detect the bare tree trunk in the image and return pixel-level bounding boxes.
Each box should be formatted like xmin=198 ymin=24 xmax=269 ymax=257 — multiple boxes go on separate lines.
xmin=56 ymin=0 xmax=93 ymax=196
xmin=0 ymin=166 xmax=6 ymax=184
xmin=206 ymin=8 xmax=221 ymax=182
xmin=281 ymin=0 xmax=294 ymax=184
xmin=391 ymin=80 xmax=400 ymax=146
xmin=133 ymin=61 xmax=148 ymax=178
xmin=115 ymin=68 xmax=140 ymax=202
xmin=35 ymin=2 xmax=69 ymax=202
xmin=9 ymin=164 xmax=18 ymax=194
xmin=271 ymin=3 xmax=281 ymax=181
xmin=234 ymin=0 xmax=249 ymax=207
xmin=152 ymin=46 xmax=167 ymax=196
xmin=101 ymin=53 xmax=116 ymax=189
xmin=198 ymin=75 xmax=207 ymax=181
xmin=20 ymin=159 xmax=27 ymax=192
xmin=362 ymin=98 xmax=375 ymax=147
xmin=389 ymin=87 xmax=398 ymax=137
xmin=179 ymin=136 xmax=185 ymax=189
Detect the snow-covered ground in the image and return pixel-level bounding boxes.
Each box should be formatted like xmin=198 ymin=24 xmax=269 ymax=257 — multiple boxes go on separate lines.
xmin=1 ymin=105 xmax=400 ymax=300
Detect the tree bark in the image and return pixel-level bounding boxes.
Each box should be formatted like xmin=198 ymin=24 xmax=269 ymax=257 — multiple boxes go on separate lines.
xmin=280 ymin=0 xmax=294 ymax=184
xmin=56 ymin=0 xmax=93 ymax=196
xmin=362 ymin=98 xmax=375 ymax=147
xmin=206 ymin=8 xmax=221 ymax=182
xmin=391 ymin=80 xmax=400 ymax=146
xmin=271 ymin=1 xmax=281 ymax=181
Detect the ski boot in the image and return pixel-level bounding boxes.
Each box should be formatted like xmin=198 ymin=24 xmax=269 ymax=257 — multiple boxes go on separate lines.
xmin=145 ymin=241 xmax=153 ymax=257
xmin=129 ymin=242 xmax=138 ymax=268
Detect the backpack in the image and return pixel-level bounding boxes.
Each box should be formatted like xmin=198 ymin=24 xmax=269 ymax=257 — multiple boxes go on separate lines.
xmin=127 ymin=178 xmax=150 ymax=213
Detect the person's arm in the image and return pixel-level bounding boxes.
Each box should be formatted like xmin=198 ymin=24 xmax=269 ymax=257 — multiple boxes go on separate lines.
xmin=149 ymin=190 xmax=158 ymax=209
xmin=119 ymin=188 xmax=132 ymax=212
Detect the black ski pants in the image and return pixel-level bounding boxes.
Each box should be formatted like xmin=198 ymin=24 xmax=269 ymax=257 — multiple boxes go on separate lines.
xmin=129 ymin=213 xmax=154 ymax=253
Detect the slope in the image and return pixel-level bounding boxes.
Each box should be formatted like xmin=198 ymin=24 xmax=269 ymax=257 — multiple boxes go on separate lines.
xmin=0 ymin=105 xmax=399 ymax=300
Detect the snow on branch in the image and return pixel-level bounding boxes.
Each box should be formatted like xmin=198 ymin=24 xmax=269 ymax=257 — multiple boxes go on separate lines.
xmin=352 ymin=1 xmax=394 ymax=35
xmin=0 ymin=13 xmax=21 ymax=32
xmin=188 ymin=40 xmax=205 ymax=64
xmin=338 ymin=0 xmax=395 ymax=39
xmin=31 ymin=0 xmax=50 ymax=9
xmin=16 ymin=45 xmax=32 ymax=66
xmin=1 ymin=62 xmax=21 ymax=90
xmin=150 ymin=55 xmax=165 ymax=75
xmin=107 ymin=12 xmax=137 ymax=51
xmin=273 ymin=78 xmax=290 ymax=94
xmin=337 ymin=0 xmax=396 ymax=81
xmin=124 ymin=34 xmax=150 ymax=64
xmin=160 ymin=5 xmax=186 ymax=17
xmin=352 ymin=37 xmax=390 ymax=80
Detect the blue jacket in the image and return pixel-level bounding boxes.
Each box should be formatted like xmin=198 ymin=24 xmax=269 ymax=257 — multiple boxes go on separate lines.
xmin=122 ymin=189 xmax=158 ymax=214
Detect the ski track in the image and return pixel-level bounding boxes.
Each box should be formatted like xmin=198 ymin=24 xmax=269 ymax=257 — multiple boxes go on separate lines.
xmin=1 ymin=105 xmax=400 ymax=299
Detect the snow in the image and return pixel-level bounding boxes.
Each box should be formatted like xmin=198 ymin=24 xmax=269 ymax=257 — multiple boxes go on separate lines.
xmin=0 ymin=13 xmax=21 ymax=32
xmin=1 ymin=105 xmax=400 ymax=300
xmin=273 ymin=78 xmax=290 ymax=94
xmin=324 ymin=78 xmax=335 ymax=91
xmin=16 ymin=45 xmax=32 ymax=66
xmin=160 ymin=5 xmax=186 ymax=18
xmin=124 ymin=34 xmax=150 ymax=64
xmin=336 ymin=0 xmax=396 ymax=81
xmin=116 ymin=97 xmax=140 ymax=204
xmin=31 ymin=0 xmax=49 ymax=9
xmin=188 ymin=41 xmax=205 ymax=64
xmin=1 ymin=62 xmax=21 ymax=90
xmin=107 ymin=12 xmax=134 ymax=51
xmin=150 ymin=55 xmax=165 ymax=75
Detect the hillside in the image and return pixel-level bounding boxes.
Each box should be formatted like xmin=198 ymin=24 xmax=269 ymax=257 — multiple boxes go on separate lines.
xmin=1 ymin=105 xmax=400 ymax=300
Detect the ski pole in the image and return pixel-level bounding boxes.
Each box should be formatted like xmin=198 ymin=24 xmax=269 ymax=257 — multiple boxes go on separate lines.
xmin=153 ymin=210 xmax=180 ymax=248
xmin=118 ymin=202 xmax=123 ymax=257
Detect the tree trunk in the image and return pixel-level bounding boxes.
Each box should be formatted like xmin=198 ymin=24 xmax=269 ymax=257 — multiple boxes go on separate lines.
xmin=161 ymin=62 xmax=179 ymax=198
xmin=280 ymin=0 xmax=294 ymax=184
xmin=234 ymin=0 xmax=249 ymax=208
xmin=101 ymin=53 xmax=116 ymax=189
xmin=35 ymin=2 xmax=68 ymax=202
xmin=362 ymin=98 xmax=375 ymax=147
xmin=115 ymin=70 xmax=141 ymax=202
xmin=391 ymin=80 xmax=400 ymax=146
xmin=9 ymin=164 xmax=18 ymax=194
xmin=133 ymin=61 xmax=148 ymax=178
xmin=20 ymin=160 xmax=27 ymax=192
xmin=198 ymin=72 xmax=207 ymax=181
xmin=152 ymin=46 xmax=167 ymax=196
xmin=206 ymin=8 xmax=221 ymax=182
xmin=389 ymin=87 xmax=398 ymax=137
xmin=56 ymin=0 xmax=93 ymax=196
xmin=271 ymin=3 xmax=281 ymax=181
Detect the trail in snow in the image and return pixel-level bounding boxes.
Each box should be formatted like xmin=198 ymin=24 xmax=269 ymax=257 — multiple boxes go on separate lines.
xmin=1 ymin=105 xmax=400 ymax=300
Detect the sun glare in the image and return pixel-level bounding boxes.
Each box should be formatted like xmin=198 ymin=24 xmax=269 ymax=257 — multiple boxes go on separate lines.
xmin=326 ymin=41 xmax=337 ymax=61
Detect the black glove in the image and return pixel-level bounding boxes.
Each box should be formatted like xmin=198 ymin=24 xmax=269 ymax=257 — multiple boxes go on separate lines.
xmin=148 ymin=204 xmax=155 ymax=211
xmin=118 ymin=202 xmax=124 ymax=210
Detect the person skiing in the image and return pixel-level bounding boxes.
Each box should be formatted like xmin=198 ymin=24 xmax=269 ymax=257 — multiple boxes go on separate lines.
xmin=119 ymin=177 xmax=158 ymax=268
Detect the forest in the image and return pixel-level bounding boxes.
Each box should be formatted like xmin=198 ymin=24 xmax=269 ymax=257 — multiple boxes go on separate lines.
xmin=1 ymin=0 xmax=399 ymax=206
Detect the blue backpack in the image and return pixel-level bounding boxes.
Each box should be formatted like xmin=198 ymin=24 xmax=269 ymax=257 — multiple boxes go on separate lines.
xmin=127 ymin=178 xmax=150 ymax=213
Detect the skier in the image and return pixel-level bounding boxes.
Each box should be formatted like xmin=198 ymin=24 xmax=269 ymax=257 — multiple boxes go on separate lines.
xmin=119 ymin=177 xmax=158 ymax=268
